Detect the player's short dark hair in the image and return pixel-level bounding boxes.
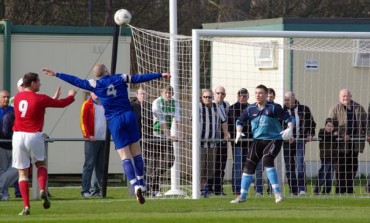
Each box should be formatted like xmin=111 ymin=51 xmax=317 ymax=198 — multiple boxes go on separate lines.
xmin=267 ymin=88 xmax=276 ymax=96
xmin=22 ymin=72 xmax=39 ymax=88
xmin=256 ymin=84 xmax=268 ymax=93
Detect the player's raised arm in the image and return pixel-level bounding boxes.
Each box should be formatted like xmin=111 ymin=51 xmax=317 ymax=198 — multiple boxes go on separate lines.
xmin=43 ymin=68 xmax=94 ymax=92
xmin=129 ymin=72 xmax=171 ymax=84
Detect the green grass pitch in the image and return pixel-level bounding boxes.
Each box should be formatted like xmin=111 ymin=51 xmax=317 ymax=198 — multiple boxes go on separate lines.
xmin=0 ymin=186 xmax=370 ymax=223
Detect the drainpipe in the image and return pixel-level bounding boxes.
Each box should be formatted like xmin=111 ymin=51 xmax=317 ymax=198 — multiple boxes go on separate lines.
xmin=1 ymin=19 xmax=11 ymax=91
xmin=288 ymin=37 xmax=294 ymax=91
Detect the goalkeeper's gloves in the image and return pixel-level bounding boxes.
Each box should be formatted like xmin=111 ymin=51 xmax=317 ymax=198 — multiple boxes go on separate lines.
xmin=280 ymin=128 xmax=293 ymax=140
xmin=235 ymin=131 xmax=245 ymax=144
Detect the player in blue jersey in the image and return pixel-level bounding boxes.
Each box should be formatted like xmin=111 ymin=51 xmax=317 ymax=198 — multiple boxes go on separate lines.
xmin=42 ymin=64 xmax=170 ymax=204
xmin=230 ymin=84 xmax=295 ymax=204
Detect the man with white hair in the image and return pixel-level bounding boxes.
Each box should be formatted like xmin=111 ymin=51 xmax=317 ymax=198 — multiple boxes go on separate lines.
xmin=209 ymin=86 xmax=230 ymax=195
xmin=329 ymin=89 xmax=367 ymax=194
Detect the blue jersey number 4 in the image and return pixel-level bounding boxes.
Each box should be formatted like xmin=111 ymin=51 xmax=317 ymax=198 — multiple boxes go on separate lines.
xmin=107 ymin=84 xmax=117 ymax=97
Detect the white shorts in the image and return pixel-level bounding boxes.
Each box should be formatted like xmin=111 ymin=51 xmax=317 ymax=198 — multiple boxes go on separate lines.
xmin=12 ymin=131 xmax=45 ymax=169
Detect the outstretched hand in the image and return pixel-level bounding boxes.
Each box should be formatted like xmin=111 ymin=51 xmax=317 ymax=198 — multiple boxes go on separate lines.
xmin=42 ymin=68 xmax=56 ymax=77
xmin=235 ymin=131 xmax=245 ymax=144
xmin=162 ymin=73 xmax=171 ymax=78
xmin=280 ymin=128 xmax=293 ymax=141
xmin=52 ymin=86 xmax=61 ymax=100
xmin=68 ymin=89 xmax=76 ymax=97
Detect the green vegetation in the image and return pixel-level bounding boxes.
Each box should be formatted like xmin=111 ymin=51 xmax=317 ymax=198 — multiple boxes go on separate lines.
xmin=1 ymin=186 xmax=370 ymax=223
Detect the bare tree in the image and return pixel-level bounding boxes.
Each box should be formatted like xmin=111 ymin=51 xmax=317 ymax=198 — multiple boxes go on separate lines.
xmin=3 ymin=0 xmax=370 ymax=34
xmin=105 ymin=0 xmax=113 ymax=26
xmin=88 ymin=0 xmax=93 ymax=26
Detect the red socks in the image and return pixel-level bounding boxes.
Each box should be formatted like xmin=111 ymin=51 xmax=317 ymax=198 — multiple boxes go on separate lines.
xmin=37 ymin=166 xmax=48 ymax=191
xmin=18 ymin=166 xmax=48 ymax=209
xmin=19 ymin=180 xmax=30 ymax=208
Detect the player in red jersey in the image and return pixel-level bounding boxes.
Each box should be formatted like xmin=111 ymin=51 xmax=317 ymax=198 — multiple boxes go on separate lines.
xmin=12 ymin=72 xmax=76 ymax=215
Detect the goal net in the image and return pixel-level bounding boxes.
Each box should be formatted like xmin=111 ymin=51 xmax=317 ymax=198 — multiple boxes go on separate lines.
xmin=130 ymin=26 xmax=193 ymax=198
xmin=131 ymin=26 xmax=370 ymax=199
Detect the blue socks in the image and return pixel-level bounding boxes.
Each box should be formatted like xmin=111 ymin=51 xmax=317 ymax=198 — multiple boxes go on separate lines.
xmin=122 ymin=159 xmax=138 ymax=187
xmin=240 ymin=173 xmax=253 ymax=200
xmin=133 ymin=155 xmax=145 ymax=186
xmin=122 ymin=155 xmax=146 ymax=188
xmin=266 ymin=167 xmax=281 ymax=193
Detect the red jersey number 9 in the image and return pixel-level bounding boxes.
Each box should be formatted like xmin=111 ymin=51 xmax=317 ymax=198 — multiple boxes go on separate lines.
xmin=18 ymin=100 xmax=28 ymax=118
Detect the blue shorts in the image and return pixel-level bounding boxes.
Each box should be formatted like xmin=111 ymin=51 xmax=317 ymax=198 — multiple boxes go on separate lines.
xmin=108 ymin=111 xmax=140 ymax=149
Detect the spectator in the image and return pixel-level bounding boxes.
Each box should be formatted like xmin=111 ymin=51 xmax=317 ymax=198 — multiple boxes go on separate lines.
xmin=267 ymin=88 xmax=277 ymax=104
xmin=199 ymin=89 xmax=228 ymax=196
xmin=131 ymin=87 xmax=153 ymax=194
xmin=366 ymin=103 xmax=370 ymax=193
xmin=209 ymin=86 xmax=230 ymax=195
xmin=80 ymin=92 xmax=106 ymax=197
xmin=283 ymin=91 xmax=316 ymax=195
xmin=228 ymin=88 xmax=251 ymax=195
xmin=314 ymin=118 xmax=339 ymax=195
xmin=12 ymin=72 xmax=76 ymax=215
xmin=0 ymin=90 xmax=18 ymax=201
xmin=131 ymin=87 xmax=150 ymax=135
xmin=150 ymin=86 xmax=182 ymax=197
xmin=230 ymin=84 xmax=295 ymax=204
xmin=329 ymin=89 xmax=367 ymax=194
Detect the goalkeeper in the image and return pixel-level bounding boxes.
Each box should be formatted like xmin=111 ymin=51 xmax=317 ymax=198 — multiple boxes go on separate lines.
xmin=230 ymin=84 xmax=295 ymax=204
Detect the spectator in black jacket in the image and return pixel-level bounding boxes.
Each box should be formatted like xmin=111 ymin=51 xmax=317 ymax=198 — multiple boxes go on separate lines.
xmin=130 ymin=87 xmax=154 ymax=195
xmin=314 ymin=118 xmax=339 ymax=195
xmin=228 ymin=88 xmax=251 ymax=195
xmin=283 ymin=91 xmax=316 ymax=195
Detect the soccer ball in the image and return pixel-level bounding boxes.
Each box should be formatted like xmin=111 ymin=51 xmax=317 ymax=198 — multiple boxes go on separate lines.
xmin=114 ymin=9 xmax=131 ymax=26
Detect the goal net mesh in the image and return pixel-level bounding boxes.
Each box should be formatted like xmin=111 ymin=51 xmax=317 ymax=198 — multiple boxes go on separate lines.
xmin=130 ymin=26 xmax=370 ymax=198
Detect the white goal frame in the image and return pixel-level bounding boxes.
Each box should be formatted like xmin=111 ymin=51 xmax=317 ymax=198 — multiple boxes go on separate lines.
xmin=191 ymin=29 xmax=370 ymax=199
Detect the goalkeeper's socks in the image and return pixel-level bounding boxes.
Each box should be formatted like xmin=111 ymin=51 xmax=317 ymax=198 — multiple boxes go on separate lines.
xmin=240 ymin=173 xmax=253 ymax=200
xmin=266 ymin=167 xmax=281 ymax=193
xmin=133 ymin=155 xmax=145 ymax=186
xmin=122 ymin=159 xmax=138 ymax=186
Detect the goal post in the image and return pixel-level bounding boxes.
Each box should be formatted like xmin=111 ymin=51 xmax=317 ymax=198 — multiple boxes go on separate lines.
xmin=131 ymin=26 xmax=193 ymax=198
